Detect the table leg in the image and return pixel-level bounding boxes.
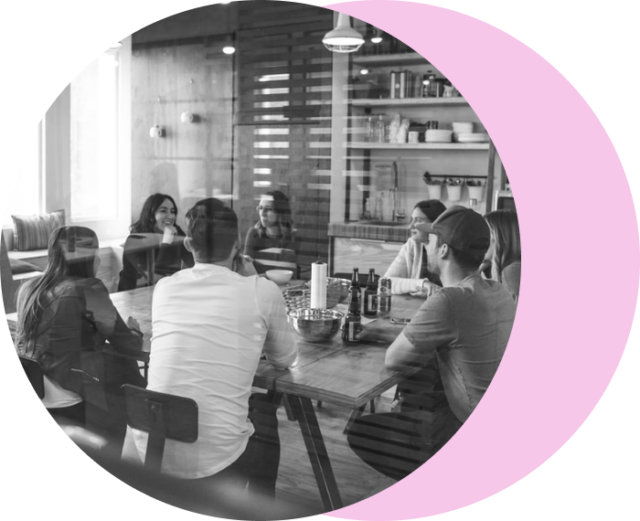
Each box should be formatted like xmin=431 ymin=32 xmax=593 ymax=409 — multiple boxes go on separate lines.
xmin=343 ymin=405 xmax=365 ymax=435
xmin=287 ymin=395 xmax=343 ymax=511
xmin=147 ymin=250 xmax=155 ymax=286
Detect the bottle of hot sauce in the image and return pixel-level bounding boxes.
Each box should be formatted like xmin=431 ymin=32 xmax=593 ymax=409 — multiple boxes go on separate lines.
xmin=363 ymin=268 xmax=378 ymax=317
xmin=342 ymin=268 xmax=362 ymax=343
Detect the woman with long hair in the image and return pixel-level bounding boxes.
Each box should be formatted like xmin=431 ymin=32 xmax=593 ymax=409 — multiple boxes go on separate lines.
xmin=117 ymin=193 xmax=194 ymax=291
xmin=244 ymin=190 xmax=297 ymax=274
xmin=383 ymin=199 xmax=447 ymax=296
xmin=483 ymin=209 xmax=521 ymax=302
xmin=16 ymin=226 xmax=145 ymax=449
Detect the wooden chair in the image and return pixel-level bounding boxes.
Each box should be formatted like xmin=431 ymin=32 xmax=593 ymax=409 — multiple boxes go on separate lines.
xmin=121 ymin=384 xmax=199 ymax=473
xmin=17 ymin=355 xmax=84 ymax=425
xmin=19 ymin=356 xmax=45 ymax=399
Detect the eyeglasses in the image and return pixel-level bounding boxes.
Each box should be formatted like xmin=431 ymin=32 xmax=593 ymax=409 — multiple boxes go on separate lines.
xmin=256 ymin=206 xmax=275 ymax=213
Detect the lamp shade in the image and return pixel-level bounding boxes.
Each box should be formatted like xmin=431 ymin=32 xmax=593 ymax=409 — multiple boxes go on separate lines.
xmin=322 ymin=13 xmax=364 ymax=53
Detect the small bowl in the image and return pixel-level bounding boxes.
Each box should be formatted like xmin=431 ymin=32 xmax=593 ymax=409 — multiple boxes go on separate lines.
xmin=265 ymin=269 xmax=294 ymax=285
xmin=288 ymin=308 xmax=344 ymax=343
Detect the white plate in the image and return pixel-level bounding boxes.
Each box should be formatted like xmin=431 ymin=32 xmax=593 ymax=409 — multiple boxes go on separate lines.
xmin=457 ymin=133 xmax=489 ymax=143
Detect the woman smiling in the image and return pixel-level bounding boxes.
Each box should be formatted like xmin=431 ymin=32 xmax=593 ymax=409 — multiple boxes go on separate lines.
xmin=383 ymin=200 xmax=446 ymax=296
xmin=117 ymin=193 xmax=194 ymax=291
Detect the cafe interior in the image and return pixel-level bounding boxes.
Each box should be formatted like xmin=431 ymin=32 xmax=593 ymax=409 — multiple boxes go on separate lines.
xmin=1 ymin=1 xmax=516 ymax=518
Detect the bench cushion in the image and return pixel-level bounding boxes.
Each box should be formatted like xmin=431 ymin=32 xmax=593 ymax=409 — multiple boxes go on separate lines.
xmin=12 ymin=210 xmax=65 ymax=251
xmin=9 ymin=258 xmax=42 ymax=275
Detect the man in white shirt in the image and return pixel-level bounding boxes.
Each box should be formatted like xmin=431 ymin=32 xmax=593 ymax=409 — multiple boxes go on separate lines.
xmin=124 ymin=198 xmax=298 ymax=497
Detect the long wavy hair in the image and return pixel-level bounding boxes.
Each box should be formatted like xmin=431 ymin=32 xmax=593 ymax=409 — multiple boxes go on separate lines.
xmin=130 ymin=193 xmax=185 ymax=235
xmin=255 ymin=190 xmax=293 ymax=242
xmin=484 ymin=210 xmax=521 ymax=283
xmin=16 ymin=226 xmax=99 ymax=354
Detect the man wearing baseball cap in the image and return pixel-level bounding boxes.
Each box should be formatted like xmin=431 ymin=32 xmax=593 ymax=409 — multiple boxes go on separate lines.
xmin=348 ymin=206 xmax=517 ymax=479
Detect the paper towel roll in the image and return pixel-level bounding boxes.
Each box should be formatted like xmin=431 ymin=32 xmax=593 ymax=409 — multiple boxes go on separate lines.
xmin=310 ymin=262 xmax=327 ymax=309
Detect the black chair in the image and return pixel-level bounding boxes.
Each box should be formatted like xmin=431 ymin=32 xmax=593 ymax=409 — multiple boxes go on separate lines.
xmin=20 ymin=355 xmax=92 ymax=429
xmin=121 ymin=384 xmax=198 ymax=473
xmin=19 ymin=356 xmax=45 ymax=399
xmin=346 ymin=412 xmax=429 ymax=481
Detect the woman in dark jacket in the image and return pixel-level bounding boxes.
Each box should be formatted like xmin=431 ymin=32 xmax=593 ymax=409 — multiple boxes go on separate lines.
xmin=244 ymin=190 xmax=297 ymax=274
xmin=118 ymin=193 xmax=194 ymax=291
xmin=16 ymin=226 xmax=145 ymax=449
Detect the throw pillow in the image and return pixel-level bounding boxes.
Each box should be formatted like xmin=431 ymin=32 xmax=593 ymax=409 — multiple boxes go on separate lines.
xmin=11 ymin=210 xmax=65 ymax=251
xmin=9 ymin=258 xmax=42 ymax=275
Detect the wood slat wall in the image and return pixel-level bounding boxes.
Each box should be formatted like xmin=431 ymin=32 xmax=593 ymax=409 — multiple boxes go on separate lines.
xmin=130 ymin=39 xmax=234 ymax=226
xmin=235 ymin=2 xmax=334 ymax=275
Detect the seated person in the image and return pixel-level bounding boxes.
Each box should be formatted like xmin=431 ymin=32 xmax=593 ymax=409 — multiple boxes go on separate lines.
xmin=117 ymin=193 xmax=194 ymax=291
xmin=482 ymin=210 xmax=521 ymax=303
xmin=123 ymin=198 xmax=298 ymax=498
xmin=244 ymin=190 xmax=296 ymax=275
xmin=15 ymin=226 xmax=146 ymax=450
xmin=383 ymin=200 xmax=447 ymax=296
xmin=348 ymin=206 xmax=517 ymax=479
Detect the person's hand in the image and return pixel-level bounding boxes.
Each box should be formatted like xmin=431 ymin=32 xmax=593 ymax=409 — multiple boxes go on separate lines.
xmin=409 ymin=279 xmax=439 ymax=298
xmin=478 ymin=259 xmax=492 ymax=279
xmin=235 ymin=254 xmax=258 ymax=277
xmin=127 ymin=316 xmax=141 ymax=332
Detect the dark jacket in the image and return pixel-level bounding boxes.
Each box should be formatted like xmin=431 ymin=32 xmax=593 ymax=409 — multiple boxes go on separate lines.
xmin=117 ymin=229 xmax=194 ymax=291
xmin=17 ymin=277 xmax=142 ymax=396
xmin=243 ymin=225 xmax=297 ymax=275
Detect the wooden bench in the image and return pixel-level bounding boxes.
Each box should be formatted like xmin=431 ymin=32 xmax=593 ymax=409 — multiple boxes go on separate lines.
xmin=1 ymin=228 xmax=126 ymax=304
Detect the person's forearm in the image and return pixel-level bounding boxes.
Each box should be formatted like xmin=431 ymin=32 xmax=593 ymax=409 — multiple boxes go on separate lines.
xmin=108 ymin=315 xmax=143 ymax=356
xmin=389 ymin=276 xmax=421 ymax=295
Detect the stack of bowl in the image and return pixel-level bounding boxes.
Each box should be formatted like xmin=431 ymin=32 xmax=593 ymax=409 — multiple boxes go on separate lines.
xmin=452 ymin=122 xmax=474 ymax=142
xmin=456 ymin=133 xmax=490 ymax=143
xmin=425 ymin=129 xmax=453 ymax=143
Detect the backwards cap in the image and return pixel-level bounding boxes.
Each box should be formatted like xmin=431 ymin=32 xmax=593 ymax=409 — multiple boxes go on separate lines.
xmin=422 ymin=205 xmax=490 ymax=256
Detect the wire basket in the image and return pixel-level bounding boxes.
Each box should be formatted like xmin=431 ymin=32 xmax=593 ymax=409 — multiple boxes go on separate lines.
xmin=283 ymin=277 xmax=349 ymax=312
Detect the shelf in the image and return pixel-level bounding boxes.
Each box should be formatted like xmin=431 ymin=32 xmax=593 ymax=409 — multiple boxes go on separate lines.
xmin=352 ymin=97 xmax=469 ymax=108
xmin=353 ymin=52 xmax=428 ymax=67
xmin=348 ymin=142 xmax=490 ymax=151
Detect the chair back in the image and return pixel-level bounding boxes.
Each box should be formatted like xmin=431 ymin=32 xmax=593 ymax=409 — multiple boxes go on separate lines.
xmin=19 ymin=356 xmax=45 ymax=399
xmin=1 ymin=234 xmax=16 ymax=313
xmin=121 ymin=384 xmax=198 ymax=473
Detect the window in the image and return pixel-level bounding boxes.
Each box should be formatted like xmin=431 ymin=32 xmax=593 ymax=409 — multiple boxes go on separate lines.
xmin=0 ymin=125 xmax=42 ymax=226
xmin=70 ymin=49 xmax=120 ymax=221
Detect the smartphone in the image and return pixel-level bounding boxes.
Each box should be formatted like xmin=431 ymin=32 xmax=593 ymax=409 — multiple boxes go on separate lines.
xmin=390 ymin=317 xmax=411 ymax=325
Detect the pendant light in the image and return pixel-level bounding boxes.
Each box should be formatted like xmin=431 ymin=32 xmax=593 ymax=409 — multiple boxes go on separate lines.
xmin=322 ymin=13 xmax=365 ymax=53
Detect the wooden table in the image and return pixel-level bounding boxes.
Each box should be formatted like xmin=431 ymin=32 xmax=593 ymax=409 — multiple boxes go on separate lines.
xmin=8 ymin=285 xmax=423 ymax=511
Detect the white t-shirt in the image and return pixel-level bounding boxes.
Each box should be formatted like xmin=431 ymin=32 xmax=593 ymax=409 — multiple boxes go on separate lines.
xmin=42 ymin=375 xmax=83 ymax=409
xmin=123 ymin=263 xmax=298 ymax=479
